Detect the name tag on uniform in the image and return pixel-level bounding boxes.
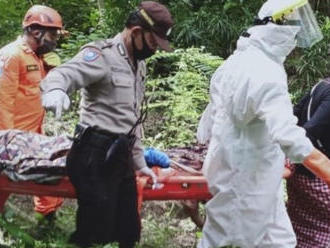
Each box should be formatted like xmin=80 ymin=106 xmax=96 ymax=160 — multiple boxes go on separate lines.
xmin=110 ymin=66 xmax=130 ymax=75
xmin=26 ymin=65 xmax=39 ymax=72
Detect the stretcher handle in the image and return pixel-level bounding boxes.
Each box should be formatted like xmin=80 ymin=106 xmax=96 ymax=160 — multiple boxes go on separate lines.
xmin=170 ymin=160 xmax=203 ymax=175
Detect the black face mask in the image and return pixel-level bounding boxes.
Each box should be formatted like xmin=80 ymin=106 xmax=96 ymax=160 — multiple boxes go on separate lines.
xmin=36 ymin=39 xmax=57 ymax=56
xmin=132 ymin=32 xmax=155 ymax=60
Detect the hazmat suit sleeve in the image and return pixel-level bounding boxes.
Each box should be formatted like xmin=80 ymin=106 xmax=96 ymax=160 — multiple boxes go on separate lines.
xmin=0 ymin=55 xmax=19 ymax=129
xmin=40 ymin=47 xmax=107 ymax=94
xmin=197 ymin=103 xmax=214 ymax=144
xmin=252 ymin=81 xmax=314 ymax=163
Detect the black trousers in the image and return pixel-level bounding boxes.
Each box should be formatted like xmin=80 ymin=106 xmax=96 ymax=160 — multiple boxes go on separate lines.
xmin=66 ymin=126 xmax=140 ymax=248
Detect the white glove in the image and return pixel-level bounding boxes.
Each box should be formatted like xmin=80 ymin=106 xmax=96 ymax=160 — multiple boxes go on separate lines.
xmin=139 ymin=166 xmax=157 ymax=185
xmin=42 ymin=89 xmax=70 ymax=119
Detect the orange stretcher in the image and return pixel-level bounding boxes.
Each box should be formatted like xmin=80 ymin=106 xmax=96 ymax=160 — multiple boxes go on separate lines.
xmin=0 ymin=167 xmax=212 ymax=212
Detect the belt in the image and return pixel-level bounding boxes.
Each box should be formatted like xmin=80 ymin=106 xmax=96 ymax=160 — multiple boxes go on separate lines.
xmin=74 ymin=124 xmax=119 ymax=149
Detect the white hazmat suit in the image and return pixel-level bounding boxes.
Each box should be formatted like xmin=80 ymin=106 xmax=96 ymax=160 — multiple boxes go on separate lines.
xmin=196 ymin=2 xmax=320 ymax=247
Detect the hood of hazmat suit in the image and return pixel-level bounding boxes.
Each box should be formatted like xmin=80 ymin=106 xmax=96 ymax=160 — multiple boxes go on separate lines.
xmin=197 ymin=1 xmax=319 ymax=247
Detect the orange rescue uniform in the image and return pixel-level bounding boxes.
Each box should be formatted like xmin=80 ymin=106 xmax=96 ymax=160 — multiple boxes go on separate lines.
xmin=0 ymin=37 xmax=63 ymax=215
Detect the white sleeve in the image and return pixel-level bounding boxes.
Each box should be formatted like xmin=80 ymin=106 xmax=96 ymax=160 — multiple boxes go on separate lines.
xmin=252 ymin=81 xmax=314 ymax=163
xmin=197 ymin=103 xmax=214 ymax=144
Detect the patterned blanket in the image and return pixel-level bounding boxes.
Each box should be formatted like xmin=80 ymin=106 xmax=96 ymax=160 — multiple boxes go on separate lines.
xmin=0 ymin=130 xmax=72 ymax=182
xmin=0 ymin=130 xmax=206 ymax=183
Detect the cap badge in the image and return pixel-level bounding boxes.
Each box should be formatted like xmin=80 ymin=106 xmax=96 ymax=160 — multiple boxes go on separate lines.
xmin=140 ymin=9 xmax=154 ymax=26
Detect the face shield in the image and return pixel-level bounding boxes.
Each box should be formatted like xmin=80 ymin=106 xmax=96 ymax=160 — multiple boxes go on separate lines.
xmin=272 ymin=1 xmax=323 ymax=48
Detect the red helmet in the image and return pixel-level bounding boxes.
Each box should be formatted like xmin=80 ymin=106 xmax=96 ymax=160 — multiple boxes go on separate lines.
xmin=22 ymin=5 xmax=63 ymax=29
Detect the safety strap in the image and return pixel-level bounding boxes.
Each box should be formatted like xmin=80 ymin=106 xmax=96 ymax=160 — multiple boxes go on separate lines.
xmin=127 ymin=96 xmax=149 ymax=137
xmin=307 ymin=81 xmax=324 ymax=149
xmin=254 ymin=16 xmax=274 ymax=25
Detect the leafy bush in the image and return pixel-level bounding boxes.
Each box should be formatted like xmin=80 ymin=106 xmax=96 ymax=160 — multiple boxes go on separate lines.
xmin=287 ymin=16 xmax=330 ymax=103
xmin=144 ymin=48 xmax=223 ymax=148
xmin=167 ymin=0 xmax=264 ymax=57
xmin=0 ymin=0 xmax=100 ymax=47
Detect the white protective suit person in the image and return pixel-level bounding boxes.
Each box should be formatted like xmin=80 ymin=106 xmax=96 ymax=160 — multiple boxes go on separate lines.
xmin=197 ymin=0 xmax=330 ymax=247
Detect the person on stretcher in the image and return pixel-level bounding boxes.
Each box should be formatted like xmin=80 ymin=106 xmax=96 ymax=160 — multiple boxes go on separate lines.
xmin=0 ymin=129 xmax=201 ymax=182
xmin=0 ymin=129 xmax=209 ymax=229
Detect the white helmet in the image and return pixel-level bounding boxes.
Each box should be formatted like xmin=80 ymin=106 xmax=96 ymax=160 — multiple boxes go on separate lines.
xmin=258 ymin=0 xmax=323 ymax=48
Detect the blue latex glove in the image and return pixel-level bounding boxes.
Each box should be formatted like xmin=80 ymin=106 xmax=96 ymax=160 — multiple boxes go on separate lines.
xmin=144 ymin=147 xmax=170 ymax=168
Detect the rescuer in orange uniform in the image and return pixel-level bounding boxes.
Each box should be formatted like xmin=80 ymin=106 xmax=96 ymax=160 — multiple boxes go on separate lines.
xmin=0 ymin=5 xmax=65 ymax=221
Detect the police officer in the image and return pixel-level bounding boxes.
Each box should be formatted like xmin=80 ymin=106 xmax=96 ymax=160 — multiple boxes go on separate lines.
xmin=41 ymin=1 xmax=174 ymax=247
xmin=0 ymin=5 xmax=65 ymax=224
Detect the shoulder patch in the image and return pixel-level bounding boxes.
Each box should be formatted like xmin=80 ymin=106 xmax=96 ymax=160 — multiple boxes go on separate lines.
xmin=83 ymin=48 xmax=101 ymax=62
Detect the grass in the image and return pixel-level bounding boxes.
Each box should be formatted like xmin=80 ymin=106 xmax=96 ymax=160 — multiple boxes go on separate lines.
xmin=0 ymin=198 xmax=200 ymax=248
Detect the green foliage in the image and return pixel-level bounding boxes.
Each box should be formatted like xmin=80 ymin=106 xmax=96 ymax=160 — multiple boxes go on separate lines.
xmin=167 ymin=0 xmax=264 ymax=57
xmin=144 ymin=48 xmax=223 ymax=148
xmin=137 ymin=215 xmax=176 ymax=248
xmin=0 ymin=215 xmax=35 ymax=247
xmin=287 ymin=16 xmax=330 ymax=103
xmin=0 ymin=0 xmax=98 ymax=47
xmin=41 ymin=0 xmax=97 ymax=33
xmin=312 ymin=0 xmax=330 ymax=15
xmin=0 ymin=0 xmax=29 ymax=46
xmin=57 ymin=28 xmax=107 ymax=63
xmin=105 ymin=0 xmax=140 ymax=33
